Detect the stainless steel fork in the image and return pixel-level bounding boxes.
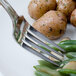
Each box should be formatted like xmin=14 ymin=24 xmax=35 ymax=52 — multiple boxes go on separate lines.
xmin=0 ymin=0 xmax=65 ymax=66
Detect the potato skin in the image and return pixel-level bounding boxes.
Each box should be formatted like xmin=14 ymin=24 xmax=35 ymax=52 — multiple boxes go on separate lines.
xmin=57 ymin=0 xmax=76 ymax=19
xmin=70 ymin=9 xmax=76 ymax=27
xmin=28 ymin=0 xmax=56 ymax=20
xmin=33 ymin=11 xmax=67 ymax=40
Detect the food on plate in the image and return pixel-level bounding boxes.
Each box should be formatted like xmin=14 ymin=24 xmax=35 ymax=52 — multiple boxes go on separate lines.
xmin=35 ymin=71 xmax=51 ymax=76
xmin=34 ymin=60 xmax=76 ymax=76
xmin=70 ymin=9 xmax=76 ymax=27
xmin=28 ymin=0 xmax=57 ymax=20
xmin=38 ymin=60 xmax=58 ymax=69
xmin=28 ymin=0 xmax=76 ymax=40
xmin=63 ymin=61 xmax=76 ymax=70
xmin=58 ymin=40 xmax=76 ymax=52
xmin=33 ymin=40 xmax=76 ymax=76
xmin=33 ymin=10 xmax=67 ymax=40
xmin=59 ymin=69 xmax=76 ymax=74
xmin=66 ymin=52 xmax=76 ymax=59
xmin=34 ymin=65 xmax=62 ymax=76
xmin=57 ymin=0 xmax=76 ymax=21
xmin=40 ymin=40 xmax=76 ymax=53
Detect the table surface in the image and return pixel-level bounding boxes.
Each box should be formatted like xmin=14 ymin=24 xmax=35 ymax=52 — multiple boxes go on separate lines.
xmin=0 ymin=0 xmax=76 ymax=76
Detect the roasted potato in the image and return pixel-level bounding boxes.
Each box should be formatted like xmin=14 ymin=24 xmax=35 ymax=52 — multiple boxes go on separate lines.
xmin=70 ymin=9 xmax=76 ymax=27
xmin=33 ymin=11 xmax=67 ymax=40
xmin=57 ymin=0 xmax=76 ymax=20
xmin=28 ymin=0 xmax=57 ymax=20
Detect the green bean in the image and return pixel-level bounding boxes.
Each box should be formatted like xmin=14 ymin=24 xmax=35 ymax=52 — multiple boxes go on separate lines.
xmin=34 ymin=65 xmax=62 ymax=76
xmin=35 ymin=71 xmax=51 ymax=76
xmin=48 ymin=45 xmax=76 ymax=53
xmin=58 ymin=40 xmax=76 ymax=53
xmin=38 ymin=45 xmax=50 ymax=52
xmin=35 ymin=71 xmax=70 ymax=76
xmin=38 ymin=60 xmax=59 ymax=69
xmin=66 ymin=52 xmax=76 ymax=59
xmin=53 ymin=40 xmax=76 ymax=53
xmin=59 ymin=69 xmax=76 ymax=74
xmin=39 ymin=40 xmax=76 ymax=53
xmin=70 ymin=74 xmax=76 ymax=76
xmin=59 ymin=40 xmax=76 ymax=45
xmin=58 ymin=45 xmax=76 ymax=53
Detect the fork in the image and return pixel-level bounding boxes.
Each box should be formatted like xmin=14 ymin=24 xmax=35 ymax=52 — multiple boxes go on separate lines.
xmin=0 ymin=0 xmax=65 ymax=66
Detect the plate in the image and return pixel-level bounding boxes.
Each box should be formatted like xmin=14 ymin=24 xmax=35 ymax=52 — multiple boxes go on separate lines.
xmin=0 ymin=0 xmax=76 ymax=76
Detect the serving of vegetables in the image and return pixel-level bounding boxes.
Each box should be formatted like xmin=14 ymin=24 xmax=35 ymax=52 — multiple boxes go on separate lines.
xmin=33 ymin=40 xmax=76 ymax=76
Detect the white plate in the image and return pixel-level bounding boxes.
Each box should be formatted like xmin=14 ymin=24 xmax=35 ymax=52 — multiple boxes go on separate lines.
xmin=0 ymin=0 xmax=76 ymax=76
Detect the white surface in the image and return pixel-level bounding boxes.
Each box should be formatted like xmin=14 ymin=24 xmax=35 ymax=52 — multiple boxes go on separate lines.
xmin=0 ymin=0 xmax=76 ymax=76
xmin=0 ymin=0 xmax=39 ymax=76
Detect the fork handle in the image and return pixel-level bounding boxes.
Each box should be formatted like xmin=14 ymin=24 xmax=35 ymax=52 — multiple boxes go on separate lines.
xmin=0 ymin=0 xmax=18 ymax=23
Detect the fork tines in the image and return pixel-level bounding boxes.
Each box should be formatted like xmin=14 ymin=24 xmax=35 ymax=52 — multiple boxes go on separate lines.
xmin=22 ymin=25 xmax=65 ymax=66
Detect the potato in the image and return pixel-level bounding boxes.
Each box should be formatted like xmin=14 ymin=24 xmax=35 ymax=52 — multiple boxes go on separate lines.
xmin=33 ymin=11 xmax=67 ymax=40
xmin=63 ymin=61 xmax=76 ymax=70
xmin=57 ymin=0 xmax=76 ymax=20
xmin=70 ymin=9 xmax=76 ymax=27
xmin=28 ymin=0 xmax=56 ymax=20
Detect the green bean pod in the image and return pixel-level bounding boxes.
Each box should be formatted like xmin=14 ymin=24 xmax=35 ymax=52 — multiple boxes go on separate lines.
xmin=39 ymin=40 xmax=76 ymax=53
xmin=58 ymin=40 xmax=76 ymax=53
xmin=58 ymin=45 xmax=76 ymax=53
xmin=35 ymin=71 xmax=51 ymax=76
xmin=66 ymin=52 xmax=76 ymax=59
xmin=59 ymin=40 xmax=76 ymax=45
xmin=34 ymin=65 xmax=62 ymax=76
xmin=38 ymin=60 xmax=59 ymax=69
xmin=59 ymin=69 xmax=76 ymax=74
